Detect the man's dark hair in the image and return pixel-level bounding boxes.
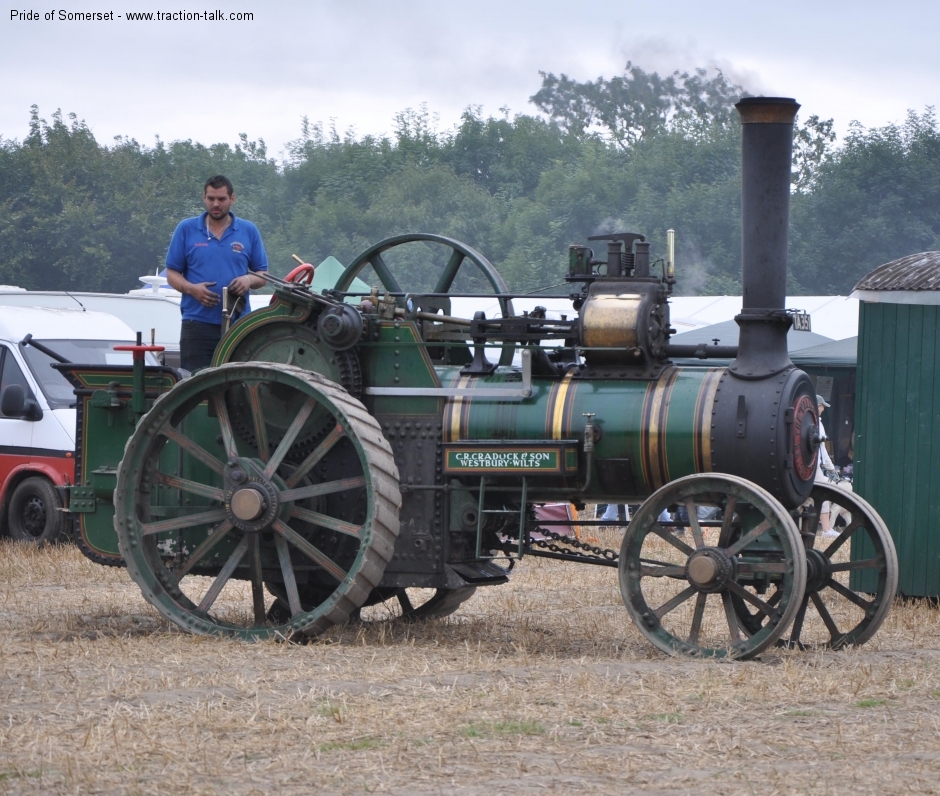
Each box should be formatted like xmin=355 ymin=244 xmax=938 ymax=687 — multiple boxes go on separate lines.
xmin=203 ymin=175 xmax=234 ymax=196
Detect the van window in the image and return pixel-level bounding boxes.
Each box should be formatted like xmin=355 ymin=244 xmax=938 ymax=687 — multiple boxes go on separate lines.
xmin=20 ymin=339 xmax=158 ymax=409
xmin=0 ymin=346 xmax=35 ymax=413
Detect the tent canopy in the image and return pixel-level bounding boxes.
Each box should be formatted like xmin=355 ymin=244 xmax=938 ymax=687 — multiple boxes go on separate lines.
xmin=669 ymin=319 xmax=832 ymax=352
xmin=789 ymin=336 xmax=857 ymax=368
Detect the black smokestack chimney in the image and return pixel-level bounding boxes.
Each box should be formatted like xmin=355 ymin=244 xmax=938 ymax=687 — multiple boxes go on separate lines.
xmin=729 ymin=97 xmax=800 ymax=379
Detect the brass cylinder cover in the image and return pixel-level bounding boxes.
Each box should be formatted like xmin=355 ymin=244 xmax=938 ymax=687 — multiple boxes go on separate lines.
xmin=580 ymin=293 xmax=641 ymax=350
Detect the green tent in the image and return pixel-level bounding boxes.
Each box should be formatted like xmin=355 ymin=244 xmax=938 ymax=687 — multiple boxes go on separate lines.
xmin=789 ymin=336 xmax=857 ymax=369
xmin=310 ymin=256 xmax=371 ymax=303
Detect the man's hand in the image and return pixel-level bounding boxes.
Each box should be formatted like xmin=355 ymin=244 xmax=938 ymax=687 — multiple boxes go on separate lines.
xmin=228 ymin=274 xmax=253 ymax=297
xmin=188 ymin=281 xmax=219 ymax=307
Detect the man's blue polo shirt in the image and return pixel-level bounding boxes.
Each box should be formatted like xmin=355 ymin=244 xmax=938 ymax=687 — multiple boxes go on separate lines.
xmin=165 ymin=212 xmax=268 ymax=325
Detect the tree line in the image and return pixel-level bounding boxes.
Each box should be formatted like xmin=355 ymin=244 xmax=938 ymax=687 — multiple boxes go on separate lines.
xmin=1 ymin=64 xmax=938 ymax=297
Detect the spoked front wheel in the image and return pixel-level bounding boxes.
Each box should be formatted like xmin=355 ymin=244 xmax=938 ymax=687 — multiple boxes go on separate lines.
xmin=113 ymin=363 xmax=401 ymax=640
xmin=779 ymin=484 xmax=898 ymax=649
xmin=619 ymin=474 xmax=807 ymax=659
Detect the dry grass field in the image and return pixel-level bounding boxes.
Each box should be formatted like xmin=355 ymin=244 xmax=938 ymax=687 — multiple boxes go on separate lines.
xmin=2 ymin=526 xmax=940 ymax=796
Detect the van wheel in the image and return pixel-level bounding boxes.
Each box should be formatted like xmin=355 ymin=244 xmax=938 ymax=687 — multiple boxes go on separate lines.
xmin=8 ymin=477 xmax=67 ymax=545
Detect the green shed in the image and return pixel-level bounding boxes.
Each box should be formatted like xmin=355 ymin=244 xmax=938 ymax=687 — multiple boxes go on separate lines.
xmin=852 ymin=252 xmax=940 ymax=598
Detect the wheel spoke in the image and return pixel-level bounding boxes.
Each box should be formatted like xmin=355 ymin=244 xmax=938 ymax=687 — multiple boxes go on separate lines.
xmin=163 ymin=426 xmax=225 ymax=475
xmin=154 ymin=472 xmax=224 ymax=502
xmin=279 ymin=476 xmax=366 ymax=503
xmin=397 ymin=590 xmax=415 ymax=613
xmin=246 ymin=383 xmax=270 ymax=462
xmin=725 ymin=519 xmax=772 ymax=557
xmin=142 ymin=508 xmax=228 ymax=536
xmin=247 ymin=533 xmax=266 ymax=625
xmin=649 ymin=523 xmax=695 ymax=556
xmin=264 ymin=397 xmax=317 ymax=479
xmin=175 ymin=519 xmax=234 ymax=579
xmin=369 ymin=252 xmax=402 ymax=294
xmin=822 ymin=517 xmax=863 ymax=556
xmin=273 ymin=533 xmax=303 ymax=617
xmin=285 ymin=424 xmax=346 ymax=488
xmin=828 ymin=557 xmax=882 ymax=573
xmin=809 ymin=590 xmax=843 ymax=643
xmin=640 ymin=564 xmax=687 ymax=578
xmin=787 ymin=594 xmax=811 ymax=645
xmin=433 ymin=250 xmax=465 ymax=294
xmin=273 ymin=519 xmax=347 ymax=583
xmin=718 ymin=497 xmax=738 ymax=547
xmin=211 ymin=392 xmax=239 ymax=460
xmin=688 ymin=592 xmax=707 ymax=645
xmin=654 ymin=585 xmax=698 ymax=619
xmin=726 ymin=580 xmax=775 ymax=619
xmin=684 ymin=499 xmax=706 ymax=549
xmin=291 ymin=505 xmax=361 ymax=539
xmin=196 ymin=535 xmax=250 ymax=613
xmin=826 ymin=577 xmax=874 ymax=610
xmin=721 ymin=591 xmax=743 ymax=643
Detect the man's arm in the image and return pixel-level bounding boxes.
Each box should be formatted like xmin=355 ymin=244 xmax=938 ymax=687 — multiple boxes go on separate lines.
xmin=166 ymin=269 xmax=220 ymax=307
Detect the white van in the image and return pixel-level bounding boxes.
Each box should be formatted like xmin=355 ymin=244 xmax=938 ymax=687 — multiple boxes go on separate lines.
xmin=0 ymin=307 xmax=151 ymax=544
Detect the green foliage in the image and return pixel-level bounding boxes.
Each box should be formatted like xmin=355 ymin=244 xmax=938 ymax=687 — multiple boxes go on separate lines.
xmin=790 ymin=109 xmax=940 ymax=293
xmin=2 ymin=72 xmax=939 ymax=298
xmin=0 ymin=106 xmax=280 ymax=291
xmin=530 ymin=62 xmax=744 ymax=148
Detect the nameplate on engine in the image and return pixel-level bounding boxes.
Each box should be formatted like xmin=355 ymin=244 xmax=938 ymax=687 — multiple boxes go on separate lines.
xmin=791 ymin=311 xmax=811 ymax=332
xmin=443 ymin=441 xmax=579 ymax=475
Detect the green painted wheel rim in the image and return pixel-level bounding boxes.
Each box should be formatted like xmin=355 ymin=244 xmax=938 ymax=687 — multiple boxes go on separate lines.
xmin=113 ymin=362 xmax=400 ymax=640
xmin=619 ymin=473 xmax=807 ymax=660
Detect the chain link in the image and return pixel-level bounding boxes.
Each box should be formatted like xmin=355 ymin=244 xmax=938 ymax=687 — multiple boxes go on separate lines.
xmin=528 ymin=526 xmax=620 ymax=562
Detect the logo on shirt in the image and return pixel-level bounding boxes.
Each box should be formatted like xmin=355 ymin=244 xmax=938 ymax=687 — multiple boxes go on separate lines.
xmin=231 ymin=242 xmax=244 ymax=253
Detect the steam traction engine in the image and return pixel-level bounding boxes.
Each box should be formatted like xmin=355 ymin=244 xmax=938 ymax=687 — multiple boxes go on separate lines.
xmin=63 ymin=98 xmax=897 ymax=658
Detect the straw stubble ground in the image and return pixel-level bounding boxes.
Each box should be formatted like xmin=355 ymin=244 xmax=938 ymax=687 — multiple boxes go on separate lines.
xmin=2 ymin=530 xmax=940 ymax=795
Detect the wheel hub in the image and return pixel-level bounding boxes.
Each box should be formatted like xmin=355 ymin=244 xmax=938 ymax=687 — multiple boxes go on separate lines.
xmin=805 ymin=548 xmax=831 ymax=593
xmin=23 ymin=497 xmax=47 ymax=534
xmin=231 ymin=488 xmax=265 ymax=521
xmin=686 ymin=548 xmax=735 ymax=593
xmin=224 ymin=459 xmax=280 ymax=531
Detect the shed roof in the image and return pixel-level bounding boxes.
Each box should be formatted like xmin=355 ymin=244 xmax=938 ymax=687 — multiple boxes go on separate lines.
xmin=851 ymin=251 xmax=940 ymax=305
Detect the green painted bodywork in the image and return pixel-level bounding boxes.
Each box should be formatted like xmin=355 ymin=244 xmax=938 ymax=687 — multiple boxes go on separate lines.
xmin=360 ymin=322 xmax=443 ymax=418
xmin=434 ymin=364 xmax=721 ymax=501
xmin=66 ymin=367 xmax=179 ymax=562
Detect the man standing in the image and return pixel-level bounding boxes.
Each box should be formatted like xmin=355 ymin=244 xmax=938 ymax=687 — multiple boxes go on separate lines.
xmin=165 ymin=175 xmax=268 ymax=371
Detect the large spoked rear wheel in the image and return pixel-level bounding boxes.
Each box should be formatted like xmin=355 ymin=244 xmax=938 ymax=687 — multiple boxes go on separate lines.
xmin=619 ymin=474 xmax=807 ymax=660
xmin=113 ymin=363 xmax=401 ymax=640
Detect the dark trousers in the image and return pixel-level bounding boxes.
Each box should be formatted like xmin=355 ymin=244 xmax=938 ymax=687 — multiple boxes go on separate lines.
xmin=180 ymin=320 xmax=222 ymax=372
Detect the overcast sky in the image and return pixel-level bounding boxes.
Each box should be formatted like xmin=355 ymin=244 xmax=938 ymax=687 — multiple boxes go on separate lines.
xmin=2 ymin=0 xmax=937 ymax=159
